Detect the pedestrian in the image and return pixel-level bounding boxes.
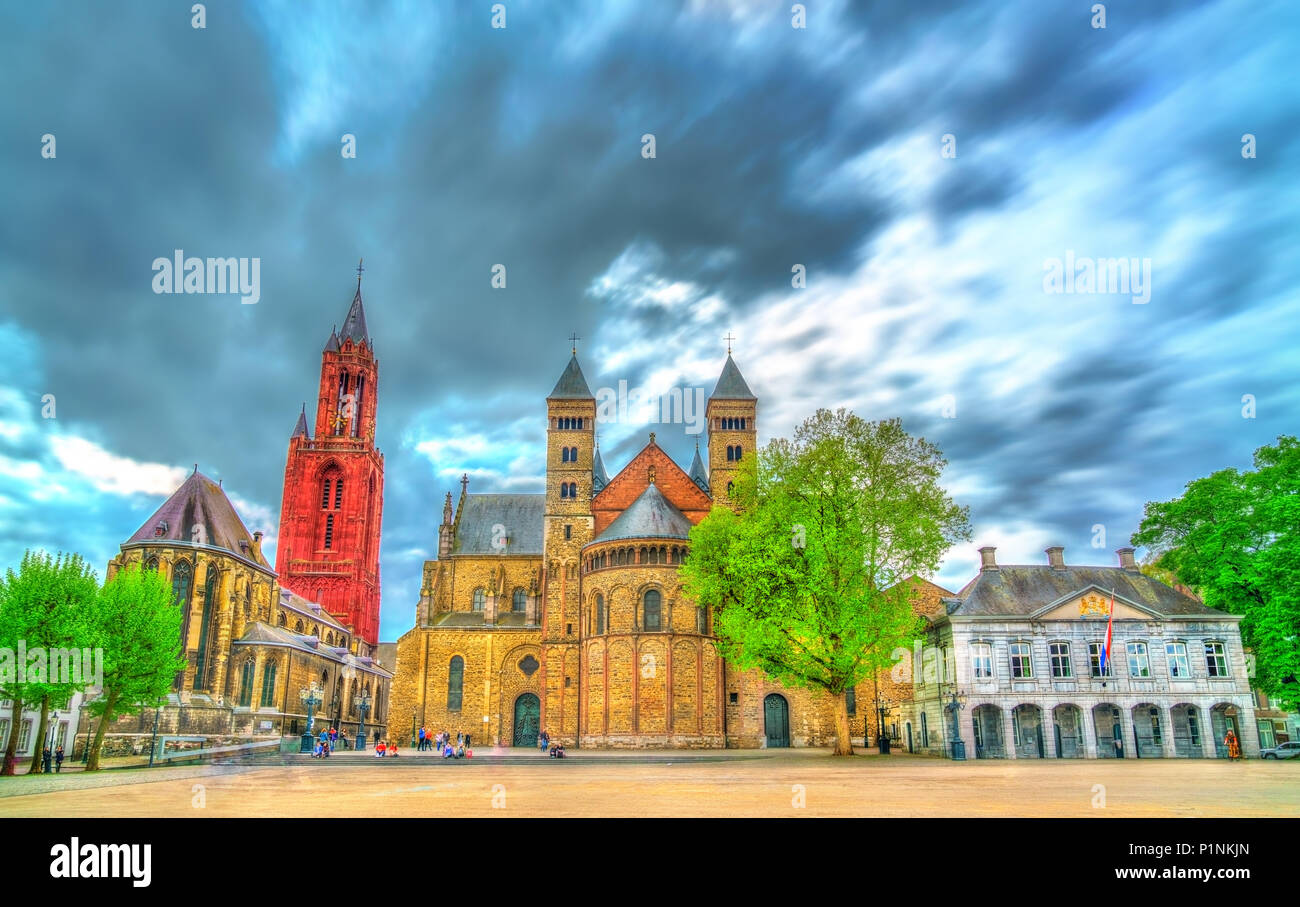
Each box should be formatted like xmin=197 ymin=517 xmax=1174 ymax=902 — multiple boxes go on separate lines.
xmin=540 ymin=729 xmax=549 ymax=754
xmin=457 ymin=731 xmax=463 ymax=748
xmin=339 ymin=730 xmax=349 ymax=751
xmin=319 ymin=727 xmax=331 ymax=757
xmin=54 ymin=745 xmax=65 ymax=772
xmin=465 ymin=732 xmax=471 ymax=749
xmin=330 ymin=726 xmax=338 ymax=749
xmin=418 ymin=726 xmax=426 ymax=751
xmin=41 ymin=745 xmax=52 ymax=774
xmin=1225 ymin=730 xmax=1241 ymax=761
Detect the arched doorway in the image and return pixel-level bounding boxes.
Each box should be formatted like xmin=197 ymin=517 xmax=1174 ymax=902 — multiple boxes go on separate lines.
xmin=1131 ymin=704 xmax=1165 ymax=758
xmin=1210 ymin=703 xmax=1241 ymax=758
xmin=512 ymin=693 xmax=540 ymax=747
xmin=1053 ymin=704 xmax=1084 ymax=758
xmin=1013 ymin=705 xmax=1045 ymax=758
xmin=972 ymin=705 xmax=1004 ymax=758
xmin=1093 ymin=704 xmax=1123 ymax=758
xmin=764 ymin=694 xmax=790 ymax=748
xmin=1171 ymin=704 xmax=1202 ymax=757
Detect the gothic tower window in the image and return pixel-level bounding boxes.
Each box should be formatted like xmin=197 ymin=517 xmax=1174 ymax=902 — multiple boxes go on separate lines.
xmin=513 ymin=588 xmax=526 ymax=612
xmin=472 ymin=587 xmax=485 ymax=611
xmin=643 ymin=589 xmax=661 ymax=631
xmin=448 ymin=656 xmax=464 ymax=711
xmin=324 ymin=514 xmax=335 ymax=549
xmin=238 ymin=658 xmax=255 ymax=707
xmin=321 ymin=478 xmax=331 ymax=509
xmin=194 ymin=567 xmax=218 ymax=691
xmin=560 ymin=483 xmax=569 ymax=499
xmin=171 ymin=559 xmax=193 ymax=689
xmin=260 ymin=660 xmax=277 ymax=707
xmin=595 ymin=593 xmax=605 ymax=634
xmin=334 ymin=478 xmax=344 ymax=509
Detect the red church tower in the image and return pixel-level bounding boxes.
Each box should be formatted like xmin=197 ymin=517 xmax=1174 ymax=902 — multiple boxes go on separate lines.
xmin=276 ymin=263 xmax=384 ymax=647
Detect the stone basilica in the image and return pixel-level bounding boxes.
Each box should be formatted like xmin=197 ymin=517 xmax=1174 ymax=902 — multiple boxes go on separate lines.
xmin=389 ymin=349 xmax=920 ymax=749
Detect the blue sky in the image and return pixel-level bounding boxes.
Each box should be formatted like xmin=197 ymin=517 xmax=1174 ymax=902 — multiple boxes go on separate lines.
xmin=1 ymin=0 xmax=1297 ymax=641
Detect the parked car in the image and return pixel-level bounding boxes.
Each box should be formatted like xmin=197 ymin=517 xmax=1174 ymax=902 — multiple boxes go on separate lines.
xmin=1259 ymin=740 xmax=1300 ymax=759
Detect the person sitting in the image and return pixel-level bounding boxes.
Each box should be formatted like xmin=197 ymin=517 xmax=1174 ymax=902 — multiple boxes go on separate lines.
xmin=443 ymin=744 xmax=453 ymax=758
xmin=551 ymin=742 xmax=565 ymax=758
xmin=456 ymin=744 xmax=465 ymax=758
xmin=388 ymin=742 xmax=399 ymax=757
xmin=375 ymin=740 xmax=387 ymax=758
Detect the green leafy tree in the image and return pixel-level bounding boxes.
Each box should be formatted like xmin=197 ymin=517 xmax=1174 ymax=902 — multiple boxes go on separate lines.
xmin=83 ymin=563 xmax=186 ymax=771
xmin=0 ymin=550 xmax=99 ymax=775
xmin=681 ymin=410 xmax=971 ymax=755
xmin=1133 ymin=435 xmax=1300 ymax=712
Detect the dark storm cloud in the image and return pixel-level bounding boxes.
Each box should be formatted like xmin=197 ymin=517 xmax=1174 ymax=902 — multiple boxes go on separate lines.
xmin=1 ymin=0 xmax=1297 ymax=635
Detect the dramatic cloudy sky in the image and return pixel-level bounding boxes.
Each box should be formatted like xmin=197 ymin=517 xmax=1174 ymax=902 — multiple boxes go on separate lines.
xmin=2 ymin=0 xmax=1296 ymax=641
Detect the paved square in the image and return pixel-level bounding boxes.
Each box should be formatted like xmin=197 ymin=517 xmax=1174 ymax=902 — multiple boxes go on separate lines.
xmin=0 ymin=750 xmax=1295 ymax=817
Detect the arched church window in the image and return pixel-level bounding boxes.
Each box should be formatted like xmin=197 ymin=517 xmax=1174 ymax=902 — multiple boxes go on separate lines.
xmin=595 ymin=593 xmax=605 ymax=635
xmin=472 ymin=588 xmax=485 ymax=611
xmin=321 ymin=478 xmax=331 ymax=509
xmin=448 ymin=656 xmax=464 ymax=711
xmin=194 ymin=567 xmax=218 ymax=691
xmin=261 ymin=660 xmax=277 ymax=707
xmin=238 ymin=658 xmax=255 ymax=707
xmin=560 ymin=483 xmax=569 ymax=499
xmin=568 ymin=482 xmax=578 ymax=498
xmin=144 ymin=556 xmax=159 ymax=573
xmin=334 ymin=478 xmax=344 ymax=509
xmin=643 ymin=589 xmax=661 ymax=632
xmin=513 ymin=587 xmax=526 ymax=612
xmin=324 ymin=514 xmax=334 ymax=549
xmin=295 ymin=619 xmax=304 ymax=633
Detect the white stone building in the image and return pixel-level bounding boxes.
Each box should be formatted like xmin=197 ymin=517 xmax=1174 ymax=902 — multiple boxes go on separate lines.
xmin=906 ymin=546 xmax=1258 ymax=760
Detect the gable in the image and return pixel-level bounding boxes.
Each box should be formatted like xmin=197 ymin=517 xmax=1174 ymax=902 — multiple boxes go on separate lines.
xmin=592 ymin=442 xmax=713 ymax=534
xmin=1036 ymin=590 xmax=1158 ymax=622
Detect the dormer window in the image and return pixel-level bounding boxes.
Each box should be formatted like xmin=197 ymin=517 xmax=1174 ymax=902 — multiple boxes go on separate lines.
xmin=153 ymin=520 xmax=169 ymax=538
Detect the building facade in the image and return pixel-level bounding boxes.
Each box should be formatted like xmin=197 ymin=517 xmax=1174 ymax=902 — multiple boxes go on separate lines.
xmin=389 ymin=350 xmax=931 ymax=749
xmin=907 ymin=545 xmax=1258 ymax=760
xmin=81 ymin=469 xmax=392 ymax=759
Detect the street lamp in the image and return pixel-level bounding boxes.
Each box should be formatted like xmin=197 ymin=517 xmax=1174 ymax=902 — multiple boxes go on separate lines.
xmin=411 ymin=708 xmax=417 ymax=749
xmin=43 ymin=712 xmax=60 ymax=773
xmin=876 ymin=696 xmax=895 ymax=754
xmin=944 ymin=688 xmax=967 ymax=761
xmin=355 ymin=687 xmax=371 ymax=751
xmin=298 ymin=681 xmax=324 ymax=754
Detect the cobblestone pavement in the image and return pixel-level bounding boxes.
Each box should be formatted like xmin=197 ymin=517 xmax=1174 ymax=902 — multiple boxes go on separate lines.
xmin=0 ymin=751 xmax=1295 ymax=817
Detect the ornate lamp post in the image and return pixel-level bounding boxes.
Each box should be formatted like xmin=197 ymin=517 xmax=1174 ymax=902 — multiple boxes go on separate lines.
xmin=876 ymin=696 xmax=895 ymax=754
xmin=355 ymin=687 xmax=371 ymax=751
xmin=945 ymin=688 xmax=967 ymax=761
xmin=298 ymin=682 xmax=323 ymax=754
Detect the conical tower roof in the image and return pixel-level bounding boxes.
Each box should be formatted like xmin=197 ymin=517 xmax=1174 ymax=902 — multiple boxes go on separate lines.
xmin=340 ymin=287 xmax=369 ymax=345
xmin=688 ymin=441 xmax=709 ymax=493
xmin=549 ymin=353 xmax=594 ymax=399
xmin=592 ymin=444 xmax=610 ymax=492
xmin=594 ymin=483 xmax=692 ymax=543
xmin=291 ymin=405 xmax=310 ymax=439
xmin=127 ymin=469 xmax=268 ymax=566
xmin=710 ymin=354 xmax=755 ymax=400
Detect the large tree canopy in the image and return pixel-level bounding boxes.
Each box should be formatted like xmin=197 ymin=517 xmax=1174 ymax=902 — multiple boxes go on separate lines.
xmin=681 ymin=410 xmax=971 ymax=755
xmin=1133 ymin=435 xmax=1300 ymax=712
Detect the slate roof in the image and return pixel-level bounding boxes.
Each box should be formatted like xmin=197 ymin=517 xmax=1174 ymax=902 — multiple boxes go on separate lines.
xmin=710 ymin=354 xmax=756 ymax=400
xmin=291 ymin=406 xmax=310 ymax=439
xmin=340 ymin=287 xmax=369 ymax=345
xmin=231 ymin=621 xmax=392 ymax=676
xmin=592 ymin=445 xmax=610 ymax=492
xmin=593 ymin=483 xmax=693 ymax=543
xmin=323 ymin=328 xmax=340 ymax=353
xmin=950 ymin=564 xmax=1221 ymax=618
xmin=126 ymin=470 xmax=269 ymax=567
xmin=549 ymin=353 xmax=594 ymax=399
xmin=688 ymin=443 xmax=710 ymax=493
xmin=451 ymin=494 xmax=546 ymax=555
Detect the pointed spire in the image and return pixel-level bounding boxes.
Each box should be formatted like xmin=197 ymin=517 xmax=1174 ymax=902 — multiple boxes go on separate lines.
xmin=710 ymin=354 xmax=756 ymax=400
xmin=688 ymin=438 xmax=710 ymax=493
xmin=549 ymin=351 xmax=594 ymax=399
xmin=292 ymin=403 xmax=310 ymax=439
xmin=340 ymin=279 xmax=370 ymax=346
xmin=592 ymin=442 xmax=610 ymax=492
xmin=442 ymin=491 xmax=454 ymax=526
xmin=324 ymin=325 xmax=340 ymax=353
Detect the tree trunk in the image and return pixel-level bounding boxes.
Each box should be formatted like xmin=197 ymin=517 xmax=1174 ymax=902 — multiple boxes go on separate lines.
xmin=28 ymin=694 xmax=50 ymax=774
xmin=0 ymin=692 xmax=23 ymax=775
xmin=832 ymin=690 xmax=854 ymax=756
xmin=86 ymin=689 xmax=119 ymax=772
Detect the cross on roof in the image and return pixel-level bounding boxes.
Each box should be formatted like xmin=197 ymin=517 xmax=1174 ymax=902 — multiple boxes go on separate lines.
xmin=355 ymin=258 xmax=365 ymax=287
xmin=724 ymin=332 xmax=735 ymax=355
xmin=569 ymin=332 xmax=581 ymax=354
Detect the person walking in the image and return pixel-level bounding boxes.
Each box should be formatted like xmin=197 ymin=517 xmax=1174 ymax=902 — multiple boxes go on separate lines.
xmin=418 ymin=726 xmax=426 ymax=751
xmin=539 ymin=729 xmax=550 ymax=754
xmin=54 ymin=745 xmax=65 ymax=773
xmin=41 ymin=745 xmax=52 ymax=774
xmin=1225 ymin=729 xmax=1242 ymax=761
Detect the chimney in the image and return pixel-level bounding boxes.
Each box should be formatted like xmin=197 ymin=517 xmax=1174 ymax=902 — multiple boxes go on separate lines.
xmin=1117 ymin=547 xmax=1138 ymax=572
xmin=978 ymin=546 xmax=998 ymax=571
xmin=1045 ymin=546 xmax=1065 ymax=570
xmin=251 ymin=530 xmax=263 ymax=561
